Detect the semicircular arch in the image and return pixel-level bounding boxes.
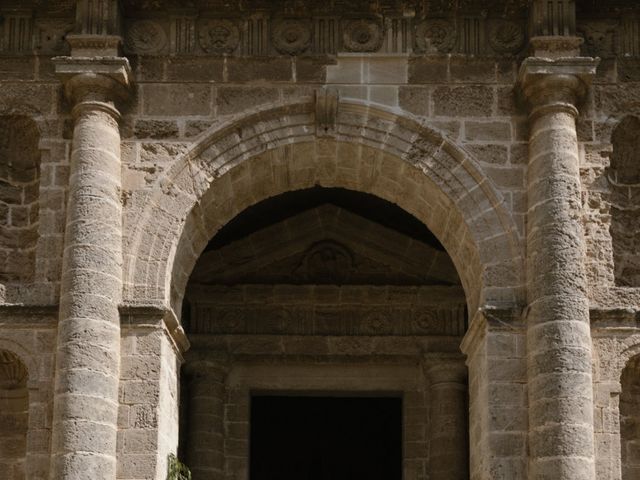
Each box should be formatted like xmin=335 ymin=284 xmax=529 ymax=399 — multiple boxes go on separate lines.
xmin=123 ymin=98 xmax=524 ymax=319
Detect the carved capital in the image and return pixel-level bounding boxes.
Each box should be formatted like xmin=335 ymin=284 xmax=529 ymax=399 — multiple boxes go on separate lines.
xmin=425 ymin=358 xmax=467 ymax=386
xmin=517 ymin=57 xmax=599 ymax=120
xmin=183 ymin=356 xmax=231 ymax=382
xmin=54 ymin=56 xmax=132 ymax=118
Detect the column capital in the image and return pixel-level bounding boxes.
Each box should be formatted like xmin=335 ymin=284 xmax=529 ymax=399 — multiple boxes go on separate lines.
xmin=425 ymin=358 xmax=467 ymax=386
xmin=53 ymin=56 xmax=132 ymax=117
xmin=183 ymin=357 xmax=231 ymax=381
xmin=517 ymin=57 xmax=599 ymax=120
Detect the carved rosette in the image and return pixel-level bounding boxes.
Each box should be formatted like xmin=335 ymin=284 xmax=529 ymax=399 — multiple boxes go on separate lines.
xmin=272 ymin=19 xmax=312 ymax=55
xmin=198 ymin=18 xmax=240 ymax=55
xmin=487 ymin=19 xmax=525 ymax=55
xmin=125 ymin=20 xmax=167 ymax=54
xmin=415 ymin=19 xmax=456 ymax=53
xmin=343 ymin=18 xmax=384 ymax=52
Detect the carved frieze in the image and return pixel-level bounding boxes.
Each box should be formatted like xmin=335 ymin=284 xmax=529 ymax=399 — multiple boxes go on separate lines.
xmin=577 ymin=20 xmax=617 ymax=58
xmin=343 ymin=18 xmax=384 ymax=52
xmin=414 ymin=18 xmax=456 ymax=53
xmin=0 ymin=10 xmax=33 ymax=53
xmin=35 ymin=18 xmax=74 ymax=54
xmin=198 ymin=18 xmax=240 ymax=54
xmin=189 ymin=303 xmax=467 ymax=337
xmin=125 ymin=19 xmax=167 ymax=54
xmin=272 ymin=18 xmax=312 ymax=54
xmin=487 ymin=19 xmax=525 ymax=54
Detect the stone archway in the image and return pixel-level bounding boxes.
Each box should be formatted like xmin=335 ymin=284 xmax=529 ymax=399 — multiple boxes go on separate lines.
xmin=122 ymin=98 xmax=524 ymax=321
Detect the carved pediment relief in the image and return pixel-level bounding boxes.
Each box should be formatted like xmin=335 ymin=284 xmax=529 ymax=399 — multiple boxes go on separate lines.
xmin=190 ymin=204 xmax=460 ymax=286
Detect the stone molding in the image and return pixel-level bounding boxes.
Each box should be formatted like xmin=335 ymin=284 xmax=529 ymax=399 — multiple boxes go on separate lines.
xmin=518 ymin=56 xmax=599 ymax=119
xmin=53 ymin=56 xmax=133 ymax=112
xmin=119 ymin=304 xmax=190 ymax=353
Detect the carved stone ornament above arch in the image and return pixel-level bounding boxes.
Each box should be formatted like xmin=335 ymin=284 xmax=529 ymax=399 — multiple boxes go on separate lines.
xmin=122 ymin=98 xmax=525 ymax=321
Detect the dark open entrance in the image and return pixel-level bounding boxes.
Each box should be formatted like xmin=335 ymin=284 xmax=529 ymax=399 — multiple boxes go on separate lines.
xmin=249 ymin=395 xmax=402 ymax=480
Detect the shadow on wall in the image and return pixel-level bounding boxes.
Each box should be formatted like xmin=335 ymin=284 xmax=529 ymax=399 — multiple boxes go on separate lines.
xmin=0 ymin=349 xmax=28 ymax=479
xmin=609 ymin=116 xmax=640 ymax=287
xmin=0 ymin=115 xmax=40 ymax=284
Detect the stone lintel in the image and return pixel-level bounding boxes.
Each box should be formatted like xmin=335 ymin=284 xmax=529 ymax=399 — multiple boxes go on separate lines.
xmin=518 ymin=56 xmax=599 ymax=115
xmin=53 ymin=55 xmax=132 ymax=108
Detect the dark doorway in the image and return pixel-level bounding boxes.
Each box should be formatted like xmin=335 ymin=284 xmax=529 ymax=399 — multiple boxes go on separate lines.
xmin=249 ymin=395 xmax=402 ymax=480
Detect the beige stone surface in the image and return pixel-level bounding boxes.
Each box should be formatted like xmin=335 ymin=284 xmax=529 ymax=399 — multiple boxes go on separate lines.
xmin=0 ymin=1 xmax=640 ymax=479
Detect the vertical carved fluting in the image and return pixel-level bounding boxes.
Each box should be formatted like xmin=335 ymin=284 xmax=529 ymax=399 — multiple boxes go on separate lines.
xmin=427 ymin=362 xmax=468 ymax=480
xmin=185 ymin=361 xmax=228 ymax=480
xmin=519 ymin=58 xmax=598 ymax=480
xmin=51 ymin=60 xmax=130 ymax=479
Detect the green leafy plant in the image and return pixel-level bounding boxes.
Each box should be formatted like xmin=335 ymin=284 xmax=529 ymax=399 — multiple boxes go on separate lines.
xmin=167 ymin=453 xmax=191 ymax=480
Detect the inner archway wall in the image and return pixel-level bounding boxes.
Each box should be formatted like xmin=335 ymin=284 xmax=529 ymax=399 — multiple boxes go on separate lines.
xmin=122 ymin=98 xmax=525 ymax=319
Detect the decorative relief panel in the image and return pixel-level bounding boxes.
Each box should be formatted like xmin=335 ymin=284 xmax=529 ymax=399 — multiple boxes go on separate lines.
xmin=35 ymin=18 xmax=73 ymax=54
xmin=487 ymin=19 xmax=525 ymax=54
xmin=118 ymin=10 xmax=532 ymax=56
xmin=272 ymin=18 xmax=312 ymax=54
xmin=0 ymin=10 xmax=33 ymax=53
xmin=189 ymin=303 xmax=467 ymax=337
xmin=125 ymin=19 xmax=167 ymax=54
xmin=414 ymin=18 xmax=456 ymax=53
xmin=343 ymin=18 xmax=384 ymax=52
xmin=577 ymin=20 xmax=618 ymax=57
xmin=198 ymin=18 xmax=240 ymax=54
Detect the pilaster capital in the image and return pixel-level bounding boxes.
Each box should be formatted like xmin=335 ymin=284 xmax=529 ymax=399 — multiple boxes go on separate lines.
xmin=424 ymin=357 xmax=467 ymax=386
xmin=53 ymin=56 xmax=132 ymax=118
xmin=183 ymin=356 xmax=231 ymax=382
xmin=517 ymin=57 xmax=599 ymax=120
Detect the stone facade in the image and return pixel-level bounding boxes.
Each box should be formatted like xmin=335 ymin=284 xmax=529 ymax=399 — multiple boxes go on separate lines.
xmin=0 ymin=0 xmax=640 ymax=479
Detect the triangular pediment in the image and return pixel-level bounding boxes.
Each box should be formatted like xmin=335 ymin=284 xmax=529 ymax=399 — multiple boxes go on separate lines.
xmin=189 ymin=205 xmax=460 ymax=286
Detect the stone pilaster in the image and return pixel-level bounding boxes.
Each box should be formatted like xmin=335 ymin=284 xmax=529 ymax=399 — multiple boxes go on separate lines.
xmin=50 ymin=57 xmax=131 ymax=479
xmin=184 ymin=360 xmax=229 ymax=480
xmin=518 ymin=56 xmax=599 ymax=479
xmin=426 ymin=359 xmax=468 ymax=480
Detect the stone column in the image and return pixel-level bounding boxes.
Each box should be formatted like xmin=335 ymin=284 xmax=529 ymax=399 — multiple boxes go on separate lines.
xmin=427 ymin=360 xmax=468 ymax=480
xmin=50 ymin=58 xmax=131 ymax=479
xmin=518 ymin=57 xmax=598 ymax=479
xmin=185 ymin=360 xmax=229 ymax=480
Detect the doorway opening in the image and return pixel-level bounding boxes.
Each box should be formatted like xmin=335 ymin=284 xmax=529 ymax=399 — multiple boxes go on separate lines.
xmin=249 ymin=394 xmax=403 ymax=480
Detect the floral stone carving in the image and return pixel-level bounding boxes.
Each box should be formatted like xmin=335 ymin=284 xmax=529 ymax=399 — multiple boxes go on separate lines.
xmin=272 ymin=19 xmax=312 ymax=55
xmin=125 ymin=20 xmax=167 ymax=54
xmin=415 ymin=19 xmax=456 ymax=53
xmin=198 ymin=19 xmax=240 ymax=55
xmin=343 ymin=18 xmax=384 ymax=52
xmin=487 ymin=19 xmax=525 ymax=54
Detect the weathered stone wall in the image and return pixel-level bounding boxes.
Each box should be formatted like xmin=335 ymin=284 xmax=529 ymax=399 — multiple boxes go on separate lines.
xmin=1 ymin=1 xmax=640 ymax=479
xmin=0 ymin=116 xmax=40 ymax=284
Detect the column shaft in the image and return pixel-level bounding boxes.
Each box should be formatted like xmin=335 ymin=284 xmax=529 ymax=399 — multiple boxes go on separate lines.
xmin=51 ymin=65 xmax=130 ymax=479
xmin=428 ymin=363 xmax=468 ymax=480
xmin=186 ymin=365 xmax=227 ymax=480
xmin=520 ymin=61 xmax=598 ymax=479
